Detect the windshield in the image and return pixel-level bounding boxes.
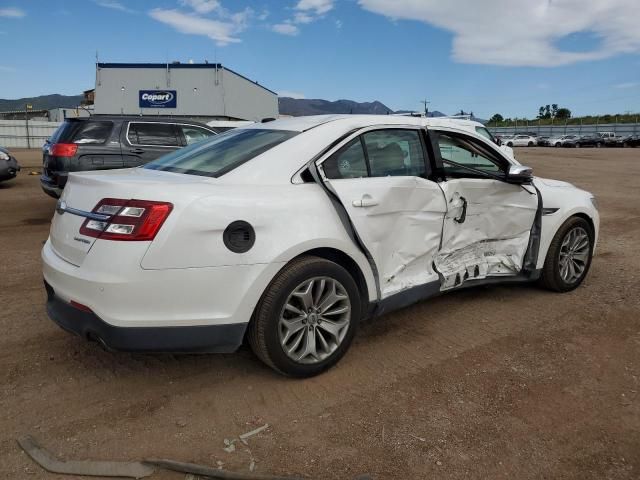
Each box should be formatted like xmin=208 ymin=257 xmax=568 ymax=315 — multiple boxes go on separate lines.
xmin=144 ymin=128 xmax=298 ymax=177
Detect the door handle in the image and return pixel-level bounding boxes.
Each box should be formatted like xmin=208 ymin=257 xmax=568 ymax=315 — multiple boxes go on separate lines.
xmin=130 ymin=148 xmax=145 ymax=154
xmin=353 ymin=194 xmax=379 ymax=208
xmin=454 ymin=196 xmax=467 ymax=223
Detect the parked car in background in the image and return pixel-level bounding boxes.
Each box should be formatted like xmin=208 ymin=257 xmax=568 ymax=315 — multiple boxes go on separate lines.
xmin=503 ymin=134 xmax=537 ymax=147
xmin=564 ymin=134 xmax=604 ymax=148
xmin=537 ymin=136 xmax=551 ymax=146
xmin=607 ymin=134 xmax=637 ymax=148
xmin=547 ymin=135 xmax=577 ymax=147
xmin=41 ymin=116 xmax=219 ymax=198
xmin=0 ymin=146 xmax=21 ymax=182
xmin=42 ymin=114 xmax=599 ymax=377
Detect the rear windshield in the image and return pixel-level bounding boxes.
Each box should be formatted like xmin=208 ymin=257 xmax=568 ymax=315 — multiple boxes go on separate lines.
xmin=144 ymin=129 xmax=298 ymax=177
xmin=49 ymin=120 xmax=113 ymax=144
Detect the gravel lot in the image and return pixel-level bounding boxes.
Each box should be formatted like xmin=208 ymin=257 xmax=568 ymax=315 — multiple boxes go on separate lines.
xmin=1 ymin=147 xmax=639 ymax=479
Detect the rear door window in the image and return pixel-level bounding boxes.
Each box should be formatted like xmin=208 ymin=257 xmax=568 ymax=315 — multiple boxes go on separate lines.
xmin=48 ymin=120 xmax=113 ymax=144
xmin=72 ymin=121 xmax=113 ymax=144
xmin=322 ymin=138 xmax=368 ymax=179
xmin=322 ymin=129 xmax=428 ymax=179
xmin=128 ymin=122 xmax=181 ymax=146
xmin=179 ymin=125 xmax=217 ymax=145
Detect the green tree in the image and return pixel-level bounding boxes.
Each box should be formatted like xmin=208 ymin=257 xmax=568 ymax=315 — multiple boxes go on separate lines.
xmin=555 ymin=108 xmax=571 ymax=120
xmin=551 ymin=104 xmax=559 ymax=117
xmin=545 ymin=105 xmax=551 ymax=118
xmin=490 ymin=113 xmax=504 ymax=123
xmin=538 ymin=106 xmax=545 ymax=119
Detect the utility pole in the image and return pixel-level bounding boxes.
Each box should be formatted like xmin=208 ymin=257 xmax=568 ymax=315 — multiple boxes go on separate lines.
xmin=420 ymin=99 xmax=430 ymax=116
xmin=25 ymin=103 xmax=32 ymax=149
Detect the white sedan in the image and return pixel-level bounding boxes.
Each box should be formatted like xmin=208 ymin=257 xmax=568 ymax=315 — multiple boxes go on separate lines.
xmin=503 ymin=134 xmax=537 ymax=147
xmin=43 ymin=115 xmax=599 ymax=377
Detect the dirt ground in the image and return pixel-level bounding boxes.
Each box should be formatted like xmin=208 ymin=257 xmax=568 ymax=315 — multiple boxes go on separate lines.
xmin=1 ymin=147 xmax=639 ymax=479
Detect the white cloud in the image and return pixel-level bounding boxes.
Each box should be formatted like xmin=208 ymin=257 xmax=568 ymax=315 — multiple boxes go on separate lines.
xmin=296 ymin=0 xmax=334 ymax=15
xmin=271 ymin=0 xmax=334 ymax=35
xmin=335 ymin=19 xmax=342 ymax=29
xmin=358 ymin=0 xmax=640 ymax=67
xmin=272 ymin=23 xmax=299 ymax=36
xmin=0 ymin=7 xmax=25 ymax=18
xmin=614 ymin=82 xmax=639 ymax=89
xmin=95 ymin=1 xmax=135 ymax=13
xmin=179 ymin=0 xmax=220 ymax=14
xmin=149 ymin=8 xmax=246 ymax=45
xmin=279 ymin=90 xmax=306 ymax=99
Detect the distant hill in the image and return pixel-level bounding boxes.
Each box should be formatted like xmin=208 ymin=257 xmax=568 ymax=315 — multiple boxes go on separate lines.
xmin=279 ymin=97 xmax=395 ymax=116
xmin=0 ymin=94 xmax=83 ymax=112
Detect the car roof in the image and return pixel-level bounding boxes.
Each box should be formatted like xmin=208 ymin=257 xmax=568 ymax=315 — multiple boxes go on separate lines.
xmin=68 ymin=115 xmax=212 ymax=127
xmin=249 ymin=114 xmax=488 ymax=133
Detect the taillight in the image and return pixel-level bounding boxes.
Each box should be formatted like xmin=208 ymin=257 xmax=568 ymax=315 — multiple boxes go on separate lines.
xmin=79 ymin=198 xmax=173 ymax=241
xmin=50 ymin=143 xmax=78 ymax=157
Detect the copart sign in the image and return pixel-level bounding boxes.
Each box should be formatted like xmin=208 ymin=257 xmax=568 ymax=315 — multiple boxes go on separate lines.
xmin=139 ymin=90 xmax=177 ymax=108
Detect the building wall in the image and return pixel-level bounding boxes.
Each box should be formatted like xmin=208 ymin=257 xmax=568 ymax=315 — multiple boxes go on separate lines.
xmin=93 ymin=64 xmax=278 ymax=121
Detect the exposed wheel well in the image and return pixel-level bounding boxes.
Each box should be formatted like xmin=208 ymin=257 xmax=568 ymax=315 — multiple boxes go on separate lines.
xmin=295 ymin=247 xmax=371 ymax=316
xmin=572 ymin=213 xmax=596 ymax=240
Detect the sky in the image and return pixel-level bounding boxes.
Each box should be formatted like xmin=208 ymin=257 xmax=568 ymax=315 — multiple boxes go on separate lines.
xmin=0 ymin=0 xmax=639 ymax=118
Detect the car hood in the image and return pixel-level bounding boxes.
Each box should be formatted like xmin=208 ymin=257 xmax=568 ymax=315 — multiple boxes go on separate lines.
xmin=535 ymin=177 xmax=575 ymax=189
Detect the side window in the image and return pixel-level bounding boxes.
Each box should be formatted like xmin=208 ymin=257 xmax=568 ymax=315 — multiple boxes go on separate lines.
xmin=475 ymin=126 xmax=494 ymax=142
xmin=73 ymin=121 xmax=113 ymax=144
xmin=362 ymin=129 xmax=426 ymax=177
xmin=128 ymin=123 xmax=181 ymax=146
xmin=323 ymin=138 xmax=368 ymax=179
xmin=180 ymin=125 xmax=216 ymax=145
xmin=436 ymin=132 xmax=504 ymax=177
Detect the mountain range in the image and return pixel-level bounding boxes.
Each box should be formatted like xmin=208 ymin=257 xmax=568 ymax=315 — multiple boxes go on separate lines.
xmin=0 ymin=93 xmax=450 ymax=118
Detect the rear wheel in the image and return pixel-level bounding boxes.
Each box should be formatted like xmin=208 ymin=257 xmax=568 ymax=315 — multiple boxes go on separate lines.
xmin=528 ymin=141 xmax=534 ymax=147
xmin=596 ymin=142 xmax=602 ymax=148
xmin=507 ymin=142 xmax=513 ymax=147
xmin=539 ymin=217 xmax=593 ymax=292
xmin=248 ymin=256 xmax=361 ymax=377
xmin=555 ymin=142 xmax=561 ymax=147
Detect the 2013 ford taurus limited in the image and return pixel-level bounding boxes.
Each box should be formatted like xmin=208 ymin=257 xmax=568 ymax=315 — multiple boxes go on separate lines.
xmin=42 ymin=115 xmax=599 ymax=377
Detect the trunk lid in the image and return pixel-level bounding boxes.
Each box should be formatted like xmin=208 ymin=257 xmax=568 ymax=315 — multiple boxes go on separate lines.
xmin=49 ymin=167 xmax=216 ymax=266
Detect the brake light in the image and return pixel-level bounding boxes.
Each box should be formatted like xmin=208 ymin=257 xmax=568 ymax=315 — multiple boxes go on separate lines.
xmin=50 ymin=143 xmax=78 ymax=157
xmin=79 ymin=198 xmax=173 ymax=241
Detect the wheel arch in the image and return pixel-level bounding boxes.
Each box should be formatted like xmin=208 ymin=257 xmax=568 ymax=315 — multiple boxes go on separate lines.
xmin=297 ymin=247 xmax=371 ymax=318
xmin=537 ymin=208 xmax=599 ymax=270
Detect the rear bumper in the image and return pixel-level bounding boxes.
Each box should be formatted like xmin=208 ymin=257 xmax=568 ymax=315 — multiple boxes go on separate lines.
xmin=0 ymin=158 xmax=20 ymax=181
xmin=40 ymin=173 xmax=67 ymax=198
xmin=45 ymin=281 xmax=246 ymax=353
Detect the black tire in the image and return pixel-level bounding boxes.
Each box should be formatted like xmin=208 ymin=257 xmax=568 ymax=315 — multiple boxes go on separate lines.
xmin=555 ymin=142 xmax=561 ymax=147
xmin=528 ymin=141 xmax=534 ymax=147
xmin=507 ymin=142 xmax=513 ymax=147
xmin=247 ymin=255 xmax=361 ymax=377
xmin=596 ymin=142 xmax=602 ymax=148
xmin=539 ymin=217 xmax=594 ymax=292
xmin=575 ymin=143 xmax=580 ymax=148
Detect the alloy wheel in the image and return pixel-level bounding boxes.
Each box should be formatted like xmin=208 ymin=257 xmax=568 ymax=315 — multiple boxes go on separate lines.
xmin=558 ymin=226 xmax=590 ymax=284
xmin=278 ymin=277 xmax=351 ymax=364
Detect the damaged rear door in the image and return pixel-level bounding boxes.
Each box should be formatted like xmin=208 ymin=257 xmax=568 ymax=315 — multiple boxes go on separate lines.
xmin=430 ymin=130 xmax=539 ymax=290
xmin=316 ymin=127 xmax=447 ymax=299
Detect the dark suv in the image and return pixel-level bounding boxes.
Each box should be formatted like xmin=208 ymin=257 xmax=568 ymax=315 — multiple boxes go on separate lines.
xmin=40 ymin=116 xmax=218 ymax=198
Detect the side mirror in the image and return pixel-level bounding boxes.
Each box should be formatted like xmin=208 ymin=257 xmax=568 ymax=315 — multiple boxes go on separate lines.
xmin=506 ymin=165 xmax=533 ymax=184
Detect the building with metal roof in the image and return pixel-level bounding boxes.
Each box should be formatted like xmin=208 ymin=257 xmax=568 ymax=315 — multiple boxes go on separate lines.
xmin=93 ymin=62 xmax=278 ymax=122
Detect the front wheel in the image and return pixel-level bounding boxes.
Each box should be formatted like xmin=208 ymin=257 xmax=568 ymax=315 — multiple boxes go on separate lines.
xmin=507 ymin=142 xmax=513 ymax=147
xmin=528 ymin=141 xmax=534 ymax=147
xmin=555 ymin=142 xmax=561 ymax=147
xmin=539 ymin=217 xmax=593 ymax=292
xmin=248 ymin=256 xmax=361 ymax=377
